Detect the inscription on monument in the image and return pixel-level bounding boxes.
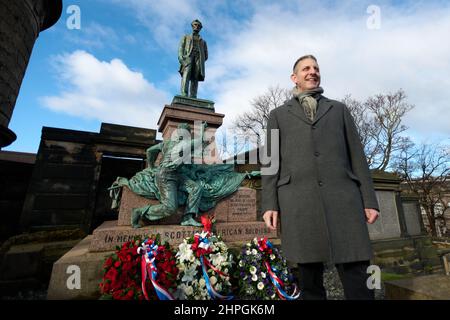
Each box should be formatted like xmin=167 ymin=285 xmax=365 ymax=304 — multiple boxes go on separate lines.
xmin=228 ymin=188 xmax=257 ymax=222
xmin=215 ymin=221 xmax=278 ymax=242
xmin=89 ymin=221 xmax=202 ymax=252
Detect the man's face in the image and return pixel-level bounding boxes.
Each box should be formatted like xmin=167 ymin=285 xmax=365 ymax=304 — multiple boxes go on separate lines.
xmin=290 ymin=58 xmax=321 ymax=92
xmin=192 ymin=22 xmax=202 ymax=33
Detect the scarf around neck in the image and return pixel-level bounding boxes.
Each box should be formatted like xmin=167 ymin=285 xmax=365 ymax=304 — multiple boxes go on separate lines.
xmin=292 ymin=86 xmax=324 ymax=122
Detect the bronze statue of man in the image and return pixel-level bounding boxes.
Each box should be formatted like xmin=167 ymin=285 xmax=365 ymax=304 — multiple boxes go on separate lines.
xmin=178 ymin=19 xmax=208 ymax=98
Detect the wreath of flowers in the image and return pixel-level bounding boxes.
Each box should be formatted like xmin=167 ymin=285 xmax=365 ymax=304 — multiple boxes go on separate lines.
xmin=174 ymin=216 xmax=234 ymax=300
xmin=99 ymin=235 xmax=178 ymax=300
xmin=236 ymin=237 xmax=300 ymax=300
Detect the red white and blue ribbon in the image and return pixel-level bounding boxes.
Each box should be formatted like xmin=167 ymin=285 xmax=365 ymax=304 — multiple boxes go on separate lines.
xmin=264 ymin=260 xmax=300 ymax=300
xmin=138 ymin=239 xmax=175 ymax=300
xmin=257 ymin=238 xmax=301 ymax=300
xmin=200 ymin=255 xmax=234 ymax=300
xmin=193 ymin=232 xmax=234 ymax=300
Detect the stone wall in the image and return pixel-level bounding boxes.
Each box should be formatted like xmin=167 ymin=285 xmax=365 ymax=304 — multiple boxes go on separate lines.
xmin=0 ymin=228 xmax=85 ymax=297
xmin=0 ymin=151 xmax=35 ymax=240
xmin=20 ymin=123 xmax=157 ymax=233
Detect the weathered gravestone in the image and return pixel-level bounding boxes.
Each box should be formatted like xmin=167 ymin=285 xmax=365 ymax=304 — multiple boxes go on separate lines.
xmin=368 ymin=190 xmax=402 ymax=240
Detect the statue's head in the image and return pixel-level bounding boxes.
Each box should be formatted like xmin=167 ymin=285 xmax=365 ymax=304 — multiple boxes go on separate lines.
xmin=191 ymin=19 xmax=203 ymax=33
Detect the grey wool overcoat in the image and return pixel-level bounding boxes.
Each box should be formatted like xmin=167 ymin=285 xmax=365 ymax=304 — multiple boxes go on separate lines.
xmin=261 ymin=95 xmax=379 ymax=264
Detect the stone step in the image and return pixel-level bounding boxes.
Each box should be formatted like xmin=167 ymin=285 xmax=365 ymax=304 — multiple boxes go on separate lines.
xmin=90 ymin=220 xmax=278 ymax=252
xmin=47 ymin=236 xmax=111 ymax=300
xmin=118 ymin=186 xmax=257 ymax=226
xmin=384 ymin=274 xmax=450 ymax=299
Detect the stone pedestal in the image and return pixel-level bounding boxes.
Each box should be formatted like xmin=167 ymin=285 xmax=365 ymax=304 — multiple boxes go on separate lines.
xmin=117 ymin=187 xmax=182 ymax=226
xmin=90 ymin=220 xmax=276 ymax=252
xmin=47 ymin=236 xmax=111 ymax=300
xmin=118 ymin=186 xmax=258 ymax=226
xmin=91 ymin=220 xmax=202 ymax=251
xmin=157 ymin=101 xmax=224 ymax=164
xmin=98 ymin=186 xmax=276 ymax=251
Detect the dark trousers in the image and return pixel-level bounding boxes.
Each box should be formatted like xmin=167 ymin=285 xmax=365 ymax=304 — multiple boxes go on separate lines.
xmin=297 ymin=260 xmax=375 ymax=300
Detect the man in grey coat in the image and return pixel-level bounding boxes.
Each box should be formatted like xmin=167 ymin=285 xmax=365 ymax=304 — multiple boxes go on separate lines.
xmin=261 ymin=55 xmax=380 ymax=300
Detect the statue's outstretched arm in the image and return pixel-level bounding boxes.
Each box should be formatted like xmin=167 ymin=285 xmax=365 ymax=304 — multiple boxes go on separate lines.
xmin=146 ymin=143 xmax=162 ymax=168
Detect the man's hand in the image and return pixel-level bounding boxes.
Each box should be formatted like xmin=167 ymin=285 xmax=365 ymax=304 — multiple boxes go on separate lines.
xmin=263 ymin=210 xmax=278 ymax=230
xmin=365 ymin=208 xmax=379 ymax=224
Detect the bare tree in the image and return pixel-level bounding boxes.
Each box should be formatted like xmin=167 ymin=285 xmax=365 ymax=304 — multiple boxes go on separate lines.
xmin=365 ymin=89 xmax=414 ymax=171
xmin=342 ymin=89 xmax=414 ymax=171
xmin=394 ymin=143 xmax=450 ymax=237
xmin=341 ymin=95 xmax=380 ymax=167
xmin=232 ymin=86 xmax=291 ymax=146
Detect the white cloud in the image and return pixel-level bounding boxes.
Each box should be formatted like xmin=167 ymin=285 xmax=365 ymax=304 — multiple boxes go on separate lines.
xmin=40 ymin=50 xmax=169 ymax=129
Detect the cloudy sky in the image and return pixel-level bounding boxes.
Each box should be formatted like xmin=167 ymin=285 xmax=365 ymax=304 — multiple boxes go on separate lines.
xmin=5 ymin=0 xmax=450 ymax=153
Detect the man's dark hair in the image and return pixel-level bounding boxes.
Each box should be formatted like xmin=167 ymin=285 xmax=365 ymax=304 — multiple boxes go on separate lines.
xmin=293 ymin=54 xmax=317 ymax=73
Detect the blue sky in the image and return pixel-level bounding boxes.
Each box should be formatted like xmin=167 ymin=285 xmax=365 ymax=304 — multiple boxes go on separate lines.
xmin=5 ymin=0 xmax=450 ymax=153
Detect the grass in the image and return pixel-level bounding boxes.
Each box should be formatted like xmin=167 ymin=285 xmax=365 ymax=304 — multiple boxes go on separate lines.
xmin=381 ymin=272 xmax=413 ymax=282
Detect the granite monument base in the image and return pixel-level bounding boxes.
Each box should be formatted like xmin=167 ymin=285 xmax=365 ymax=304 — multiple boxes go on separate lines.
xmin=118 ymin=186 xmax=258 ymax=226
xmin=91 ymin=220 xmax=277 ymax=252
xmin=46 ymin=233 xmax=282 ymax=300
xmin=47 ymin=184 xmax=279 ymax=299
xmin=47 ymin=236 xmax=110 ymax=300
